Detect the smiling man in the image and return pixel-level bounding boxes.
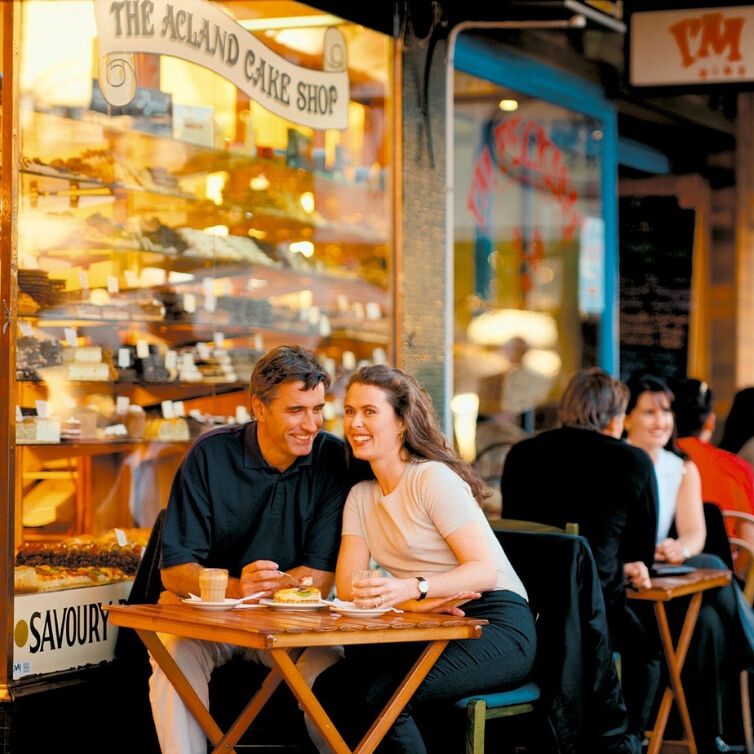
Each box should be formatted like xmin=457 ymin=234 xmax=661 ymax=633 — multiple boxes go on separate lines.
xmin=149 ymin=345 xmax=362 ymax=754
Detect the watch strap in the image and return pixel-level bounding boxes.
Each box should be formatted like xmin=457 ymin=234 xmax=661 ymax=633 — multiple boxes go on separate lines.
xmin=415 ymin=576 xmax=428 ymax=601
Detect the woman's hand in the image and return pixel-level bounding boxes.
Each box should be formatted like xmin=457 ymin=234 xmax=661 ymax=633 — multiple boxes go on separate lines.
xmin=352 ymin=574 xmax=417 ymax=609
xmin=654 ymin=538 xmax=688 ymax=564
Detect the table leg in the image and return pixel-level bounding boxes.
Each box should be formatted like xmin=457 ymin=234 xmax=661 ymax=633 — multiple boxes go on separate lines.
xmin=137 ymin=629 xmax=232 ymax=751
xmin=269 ymin=648 xmax=352 ymax=754
xmin=212 ymin=665 xmax=285 ymax=753
xmin=354 ymin=639 xmax=449 ymax=754
xmin=645 ymin=594 xmax=703 ymax=754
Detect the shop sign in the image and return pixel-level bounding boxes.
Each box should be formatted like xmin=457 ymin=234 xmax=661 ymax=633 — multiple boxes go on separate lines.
xmin=630 ymin=6 xmax=754 ymax=86
xmin=12 ymin=582 xmax=132 ymax=679
xmin=94 ymin=0 xmax=349 ymax=130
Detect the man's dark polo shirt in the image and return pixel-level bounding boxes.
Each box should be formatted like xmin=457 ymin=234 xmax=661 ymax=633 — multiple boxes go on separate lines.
xmin=161 ymin=422 xmax=358 ymax=576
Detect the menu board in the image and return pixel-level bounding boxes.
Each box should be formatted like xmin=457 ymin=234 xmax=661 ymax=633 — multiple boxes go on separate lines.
xmin=618 ymin=195 xmax=695 ymax=382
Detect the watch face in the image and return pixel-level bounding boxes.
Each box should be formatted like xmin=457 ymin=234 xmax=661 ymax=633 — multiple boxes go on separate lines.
xmin=417 ymin=577 xmax=428 ymax=594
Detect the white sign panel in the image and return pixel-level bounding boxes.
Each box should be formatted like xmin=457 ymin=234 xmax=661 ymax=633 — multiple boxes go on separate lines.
xmin=631 ymin=6 xmax=754 ymax=86
xmin=94 ymin=0 xmax=349 ymax=129
xmin=13 ymin=582 xmax=132 ymax=679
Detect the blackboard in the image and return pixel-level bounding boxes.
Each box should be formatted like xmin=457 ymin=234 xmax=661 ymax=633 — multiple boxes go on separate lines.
xmin=618 ymin=195 xmax=695 ymax=383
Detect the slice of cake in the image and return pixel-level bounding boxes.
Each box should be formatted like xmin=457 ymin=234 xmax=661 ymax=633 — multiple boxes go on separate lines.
xmin=273 ymin=586 xmax=321 ymax=604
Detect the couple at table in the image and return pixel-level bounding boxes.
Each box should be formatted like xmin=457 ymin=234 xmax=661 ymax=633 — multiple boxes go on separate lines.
xmin=150 ymin=345 xmax=536 ymax=754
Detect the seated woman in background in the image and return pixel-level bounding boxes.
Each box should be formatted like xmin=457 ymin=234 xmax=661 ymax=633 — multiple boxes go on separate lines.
xmin=314 ymin=364 xmax=537 ymax=754
xmin=625 ymin=373 xmax=754 ymax=754
xmin=720 ymin=386 xmax=754 ymax=472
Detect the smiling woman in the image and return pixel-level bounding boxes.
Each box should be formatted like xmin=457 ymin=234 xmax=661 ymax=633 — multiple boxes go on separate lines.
xmin=313 ymin=363 xmax=537 ymax=754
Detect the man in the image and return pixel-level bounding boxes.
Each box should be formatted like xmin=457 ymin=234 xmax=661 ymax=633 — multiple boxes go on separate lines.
xmin=149 ymin=345 xmax=362 ymax=754
xmin=501 ymin=367 xmax=659 ymax=750
xmin=671 ymin=377 xmax=754 ymax=554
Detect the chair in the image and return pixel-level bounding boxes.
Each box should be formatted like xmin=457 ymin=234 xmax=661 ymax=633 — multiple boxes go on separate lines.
xmin=723 ymin=510 xmax=754 ymax=754
xmin=454 ymin=527 xmax=627 ymax=754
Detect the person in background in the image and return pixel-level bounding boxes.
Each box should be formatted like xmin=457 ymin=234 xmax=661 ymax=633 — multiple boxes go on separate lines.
xmin=720 ymin=386 xmax=754 ymax=472
xmin=314 ymin=364 xmax=537 ymax=754
xmin=625 ymin=373 xmax=754 ymax=754
xmin=670 ymin=377 xmax=754 ymax=563
xmin=501 ymin=367 xmax=659 ymax=752
xmin=149 ymin=345 xmax=363 ymax=754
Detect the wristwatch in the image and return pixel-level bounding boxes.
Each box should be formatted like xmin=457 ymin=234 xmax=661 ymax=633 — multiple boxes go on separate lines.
xmin=415 ymin=576 xmax=429 ymax=601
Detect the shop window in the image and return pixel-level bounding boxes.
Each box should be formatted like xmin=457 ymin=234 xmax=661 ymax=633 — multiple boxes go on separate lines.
xmin=13 ymin=0 xmax=393 ymax=548
xmin=452 ymin=46 xmax=616 ymax=509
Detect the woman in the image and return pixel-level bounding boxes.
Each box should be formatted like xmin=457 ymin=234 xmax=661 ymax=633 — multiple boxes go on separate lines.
xmin=624 ymin=374 xmax=706 ymax=563
xmin=720 ymin=386 xmax=754 ymax=472
xmin=316 ymin=364 xmax=537 ymax=753
xmin=625 ymin=373 xmax=749 ymax=754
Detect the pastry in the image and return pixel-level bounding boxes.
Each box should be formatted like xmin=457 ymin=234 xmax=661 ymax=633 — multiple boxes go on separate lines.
xmin=273 ymin=586 xmax=321 ymax=603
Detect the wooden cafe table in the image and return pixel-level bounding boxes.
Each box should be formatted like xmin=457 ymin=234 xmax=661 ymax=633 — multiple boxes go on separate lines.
xmin=105 ymin=602 xmax=486 ymax=754
xmin=627 ymin=568 xmax=732 ymax=754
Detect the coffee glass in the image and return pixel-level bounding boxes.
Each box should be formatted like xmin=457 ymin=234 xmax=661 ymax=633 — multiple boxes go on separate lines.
xmin=199 ymin=568 xmax=228 ymax=602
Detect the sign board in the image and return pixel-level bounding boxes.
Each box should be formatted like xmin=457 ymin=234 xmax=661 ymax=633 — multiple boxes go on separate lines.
xmin=94 ymin=0 xmax=349 ymax=130
xmin=631 ymin=6 xmax=754 ymax=86
xmin=13 ymin=582 xmax=132 ymax=679
xmin=618 ymin=195 xmax=695 ymax=382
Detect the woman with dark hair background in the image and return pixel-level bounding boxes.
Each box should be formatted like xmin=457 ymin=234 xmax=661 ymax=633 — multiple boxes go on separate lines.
xmin=720 ymin=387 xmax=754 ymax=472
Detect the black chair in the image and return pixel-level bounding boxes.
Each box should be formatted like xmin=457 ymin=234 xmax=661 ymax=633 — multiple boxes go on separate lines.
xmin=455 ymin=529 xmax=630 ymax=754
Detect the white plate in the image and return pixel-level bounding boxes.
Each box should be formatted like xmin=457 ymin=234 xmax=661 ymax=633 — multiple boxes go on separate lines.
xmin=259 ymin=598 xmax=328 ymax=611
xmin=181 ymin=598 xmax=238 ymax=611
xmin=329 ymin=602 xmax=392 ymax=618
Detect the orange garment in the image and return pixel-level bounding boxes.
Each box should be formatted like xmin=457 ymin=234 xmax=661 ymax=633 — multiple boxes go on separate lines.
xmin=676 ymin=436 xmax=754 ymax=537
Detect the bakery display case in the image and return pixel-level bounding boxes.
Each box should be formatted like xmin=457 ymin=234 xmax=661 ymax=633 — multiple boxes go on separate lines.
xmin=4 ymin=0 xmax=394 ymax=689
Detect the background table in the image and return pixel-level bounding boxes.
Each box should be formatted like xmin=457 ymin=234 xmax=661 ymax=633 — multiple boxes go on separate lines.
xmin=105 ymin=602 xmax=487 ymax=754
xmin=628 ymin=568 xmax=731 ymax=754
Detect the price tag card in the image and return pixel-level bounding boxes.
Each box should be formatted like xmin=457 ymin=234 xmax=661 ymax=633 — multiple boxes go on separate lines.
xmin=253 ymin=334 xmax=263 ymax=351
xmin=118 ymin=348 xmax=131 ymax=368
xmin=196 ymin=342 xmax=211 ymax=360
xmin=342 ymin=351 xmax=356 ymax=371
xmin=204 ymin=293 xmax=216 ymax=312
xmin=35 ymin=400 xmax=49 ymax=419
xmin=165 ymin=349 xmax=177 ymax=369
xmin=124 ymin=269 xmax=138 ymax=288
xmin=136 ymin=340 xmax=150 ymax=359
xmin=161 ymin=400 xmax=175 ymax=419
xmin=64 ymin=328 xmax=78 ymax=348
xmin=182 ymin=352 xmax=195 ymax=369
xmin=352 ymin=302 xmax=365 ymax=320
xmin=78 ymin=270 xmax=90 ymax=290
xmin=107 ymin=276 xmax=120 ymax=294
xmin=372 ymin=348 xmax=387 ymax=364
xmin=213 ymin=332 xmax=225 ymax=348
xmin=113 ymin=528 xmax=128 ymax=547
xmin=235 ymin=405 xmax=251 ymax=423
xmin=16 ymin=406 xmax=23 ymax=422
xmin=366 ymin=302 xmax=381 ymax=320
xmin=18 ymin=321 xmax=33 ymax=337
xmin=116 ymin=396 xmax=130 ymax=415
xmin=183 ymin=293 xmax=196 ymax=313
xmin=173 ymin=401 xmax=185 ymax=417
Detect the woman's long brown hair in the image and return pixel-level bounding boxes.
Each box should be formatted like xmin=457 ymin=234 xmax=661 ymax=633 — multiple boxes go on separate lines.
xmin=345 ymin=365 xmax=490 ymax=505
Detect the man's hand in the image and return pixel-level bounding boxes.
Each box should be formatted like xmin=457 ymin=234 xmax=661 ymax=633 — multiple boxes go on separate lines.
xmin=397 ymin=591 xmax=481 ymax=616
xmin=239 ymin=560 xmax=287 ymax=597
xmin=624 ymin=560 xmax=651 ymax=591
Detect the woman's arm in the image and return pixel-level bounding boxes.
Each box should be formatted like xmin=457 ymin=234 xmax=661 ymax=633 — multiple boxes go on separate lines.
xmin=656 ymin=460 xmax=706 ymax=563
